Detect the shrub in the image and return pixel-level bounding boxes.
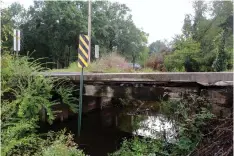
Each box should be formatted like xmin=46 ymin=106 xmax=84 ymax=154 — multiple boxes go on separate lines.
xmin=1 ymin=53 xmax=82 ymax=155
xmin=55 ymin=52 xmax=173 ymax=73
xmin=41 ymin=143 xmax=84 ymax=156
xmin=89 ymin=52 xmax=130 ymax=72
xmin=35 ymin=131 xmax=85 ymax=156
xmin=164 ymin=38 xmax=200 ymax=72
xmin=111 ymin=94 xmax=215 ymax=156
xmin=145 ymin=53 xmax=167 ymax=71
xmin=57 ymin=52 xmax=130 ymax=73
xmin=109 ymin=137 xmax=166 ymax=156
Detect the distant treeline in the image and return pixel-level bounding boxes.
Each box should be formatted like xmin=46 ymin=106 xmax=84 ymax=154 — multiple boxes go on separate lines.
xmin=1 ymin=1 xmax=233 ymax=71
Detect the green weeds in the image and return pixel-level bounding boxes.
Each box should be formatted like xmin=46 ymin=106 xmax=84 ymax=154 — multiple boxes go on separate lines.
xmin=1 ymin=53 xmax=83 ymax=156
xmin=111 ymin=94 xmax=215 ymax=156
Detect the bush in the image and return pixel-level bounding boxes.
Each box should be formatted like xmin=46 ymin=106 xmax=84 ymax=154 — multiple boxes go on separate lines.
xmin=41 ymin=143 xmax=84 ymax=156
xmin=1 ymin=53 xmax=82 ymax=156
xmin=110 ymin=94 xmax=215 ymax=156
xmin=164 ymin=54 xmax=186 ymax=72
xmin=109 ymin=137 xmax=166 ymax=156
xmin=35 ymin=131 xmax=85 ymax=156
xmin=145 ymin=53 xmax=167 ymax=71
xmin=164 ymin=38 xmax=200 ymax=72
xmin=89 ymin=52 xmax=130 ymax=72
xmin=55 ymin=52 xmax=130 ymax=73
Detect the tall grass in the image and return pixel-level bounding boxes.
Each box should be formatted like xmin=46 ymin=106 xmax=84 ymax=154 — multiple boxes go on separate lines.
xmin=51 ymin=52 xmax=130 ymax=73
xmin=52 ymin=52 xmax=158 ymax=73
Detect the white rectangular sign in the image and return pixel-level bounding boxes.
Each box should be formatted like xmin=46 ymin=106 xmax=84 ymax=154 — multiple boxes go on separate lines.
xmin=13 ymin=29 xmax=16 ymax=51
xmin=13 ymin=29 xmax=20 ymax=51
xmin=17 ymin=30 xmax=20 ymax=51
xmin=95 ymin=45 xmax=99 ymax=58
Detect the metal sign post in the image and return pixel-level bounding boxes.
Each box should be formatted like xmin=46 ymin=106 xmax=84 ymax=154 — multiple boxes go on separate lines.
xmin=78 ymin=34 xmax=89 ymax=136
xmin=78 ymin=67 xmax=84 ymax=136
xmin=13 ymin=29 xmax=20 ymax=56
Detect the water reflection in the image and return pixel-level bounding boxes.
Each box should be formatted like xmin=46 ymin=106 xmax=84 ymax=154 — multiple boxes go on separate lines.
xmin=40 ymin=100 xmax=178 ymax=155
xmin=101 ymin=100 xmax=178 ymax=143
xmin=116 ymin=104 xmax=178 ymax=143
xmin=136 ymin=115 xmax=176 ymax=142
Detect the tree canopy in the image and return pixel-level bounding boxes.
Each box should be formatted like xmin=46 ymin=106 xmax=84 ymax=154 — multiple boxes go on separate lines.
xmin=1 ymin=1 xmax=148 ymax=68
xmin=1 ymin=0 xmax=233 ymax=71
xmin=163 ymin=0 xmax=233 ymax=72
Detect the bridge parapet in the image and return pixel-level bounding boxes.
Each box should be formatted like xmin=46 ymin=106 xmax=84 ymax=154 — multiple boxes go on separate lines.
xmin=46 ymin=72 xmax=233 ymax=86
xmin=44 ymin=72 xmax=233 ymax=119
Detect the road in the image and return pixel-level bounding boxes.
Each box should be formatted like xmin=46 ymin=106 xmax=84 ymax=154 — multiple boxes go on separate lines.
xmin=42 ymin=72 xmax=233 ymax=86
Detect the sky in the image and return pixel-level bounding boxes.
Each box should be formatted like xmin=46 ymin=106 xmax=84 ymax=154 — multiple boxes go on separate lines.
xmin=2 ymin=0 xmax=195 ymax=44
xmin=119 ymin=0 xmax=194 ymax=43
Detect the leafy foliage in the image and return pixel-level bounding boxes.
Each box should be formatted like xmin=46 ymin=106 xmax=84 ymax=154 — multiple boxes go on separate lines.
xmin=1 ymin=1 xmax=148 ymax=68
xmin=164 ymin=38 xmax=200 ymax=72
xmin=109 ymin=138 xmax=167 ymax=156
xmin=2 ymin=0 xmax=232 ymax=71
xmin=148 ymin=40 xmax=169 ymax=54
xmin=138 ymin=46 xmax=150 ymax=67
xmin=145 ymin=53 xmax=167 ymax=71
xmin=1 ymin=2 xmax=27 ymax=52
xmin=163 ymin=1 xmax=233 ymax=72
xmin=52 ymin=52 xmax=158 ymax=73
xmin=1 ymin=53 xmax=82 ymax=156
xmin=111 ymin=94 xmax=215 ymax=156
xmin=35 ymin=131 xmax=85 ymax=156
xmin=1 ymin=118 xmax=41 ymax=156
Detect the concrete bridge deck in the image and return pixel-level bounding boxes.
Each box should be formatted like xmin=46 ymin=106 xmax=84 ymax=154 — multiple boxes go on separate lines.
xmin=45 ymin=72 xmax=233 ymax=86
xmin=44 ymin=72 xmax=233 ymax=120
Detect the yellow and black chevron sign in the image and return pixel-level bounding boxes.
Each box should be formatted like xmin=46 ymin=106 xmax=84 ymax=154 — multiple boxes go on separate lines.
xmin=78 ymin=34 xmax=89 ymax=68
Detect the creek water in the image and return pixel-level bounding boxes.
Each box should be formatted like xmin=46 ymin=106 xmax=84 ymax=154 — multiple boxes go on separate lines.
xmin=39 ymin=101 xmax=177 ymax=156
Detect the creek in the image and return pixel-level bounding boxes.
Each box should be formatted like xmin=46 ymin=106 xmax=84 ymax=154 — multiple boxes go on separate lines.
xmin=39 ymin=100 xmax=178 ymax=156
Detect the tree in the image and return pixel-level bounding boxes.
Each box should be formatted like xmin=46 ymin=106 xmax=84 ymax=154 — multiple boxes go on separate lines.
xmin=148 ymin=40 xmax=168 ymax=54
xmin=164 ymin=37 xmax=200 ymax=72
xmin=1 ymin=2 xmax=27 ymax=52
xmin=212 ymin=1 xmax=233 ymax=71
xmin=167 ymin=0 xmax=233 ymax=72
xmin=3 ymin=1 xmax=148 ymax=68
xmin=90 ymin=1 xmax=149 ymax=65
xmin=20 ymin=1 xmax=88 ymax=68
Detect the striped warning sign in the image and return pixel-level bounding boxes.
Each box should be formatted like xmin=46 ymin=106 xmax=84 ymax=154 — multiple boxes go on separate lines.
xmin=78 ymin=34 xmax=89 ymax=68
